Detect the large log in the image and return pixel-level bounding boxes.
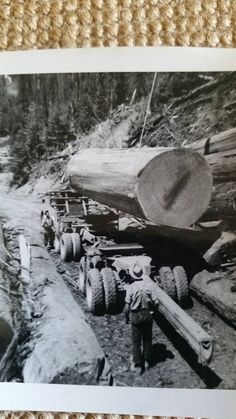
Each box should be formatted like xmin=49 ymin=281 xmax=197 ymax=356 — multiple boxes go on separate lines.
xmin=206 ymin=150 xmax=236 ymax=183
xmin=68 ymin=148 xmax=212 ymax=228
xmin=202 ymin=150 xmax=236 ymax=223
xmin=19 ymin=232 xmax=113 ymax=384
xmin=188 ymin=131 xmax=236 ymax=223
xmin=190 ymin=127 xmax=236 ymax=155
xmin=191 ymin=270 xmax=236 ymax=328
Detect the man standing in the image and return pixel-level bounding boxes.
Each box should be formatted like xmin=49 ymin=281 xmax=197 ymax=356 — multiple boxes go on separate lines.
xmin=124 ymin=262 xmax=159 ymax=374
xmin=41 ymin=210 xmax=55 ymax=249
xmin=40 ymin=198 xmax=47 ymax=221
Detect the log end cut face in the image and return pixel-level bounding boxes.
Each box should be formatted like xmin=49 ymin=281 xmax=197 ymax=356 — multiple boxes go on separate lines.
xmin=137 ymin=149 xmax=213 ymax=228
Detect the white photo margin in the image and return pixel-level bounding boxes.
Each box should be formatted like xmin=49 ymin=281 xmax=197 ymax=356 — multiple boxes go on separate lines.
xmin=0 ymin=46 xmax=236 ymax=74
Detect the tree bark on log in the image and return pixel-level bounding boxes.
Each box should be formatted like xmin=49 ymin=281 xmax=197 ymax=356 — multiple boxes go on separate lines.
xmin=21 ymin=232 xmax=113 ymax=384
xmin=0 ymin=225 xmax=14 ymax=359
xmin=202 ymin=183 xmax=236 ymax=224
xmin=206 ymin=150 xmax=236 ymax=183
xmin=202 ymin=151 xmax=236 ymax=224
xmin=189 ymin=127 xmax=236 ymax=155
xmin=188 ymin=129 xmax=236 ymax=223
xmin=190 ymin=270 xmax=236 ymax=328
xmin=68 ymin=148 xmax=212 ymax=228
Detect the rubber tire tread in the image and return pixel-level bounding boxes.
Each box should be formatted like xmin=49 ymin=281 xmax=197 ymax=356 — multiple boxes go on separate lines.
xmin=159 ymin=266 xmax=177 ymax=301
xmin=60 ymin=233 xmax=73 ymax=262
xmin=71 ymin=232 xmax=82 ymax=261
xmin=79 ymin=256 xmax=87 ymax=295
xmin=86 ymin=268 xmax=105 ymax=315
xmin=101 ymin=267 xmax=117 ymax=314
xmin=173 ymin=266 xmax=189 ymax=306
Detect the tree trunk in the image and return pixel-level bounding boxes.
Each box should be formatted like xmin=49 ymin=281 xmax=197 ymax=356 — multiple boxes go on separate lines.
xmin=190 ymin=127 xmax=236 ymax=155
xmin=202 ymin=152 xmax=236 ymax=224
xmin=68 ymin=148 xmax=212 ymax=228
xmin=188 ymin=130 xmax=236 ymax=224
xmin=206 ymin=150 xmax=236 ymax=183
xmin=202 ymin=182 xmax=236 ymax=223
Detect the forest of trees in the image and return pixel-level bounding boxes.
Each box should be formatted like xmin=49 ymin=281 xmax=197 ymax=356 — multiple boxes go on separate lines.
xmin=0 ymin=72 xmax=210 ymax=186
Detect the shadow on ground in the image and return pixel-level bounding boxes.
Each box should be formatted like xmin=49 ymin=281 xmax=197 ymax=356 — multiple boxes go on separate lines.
xmin=155 ymin=313 xmax=222 ymax=389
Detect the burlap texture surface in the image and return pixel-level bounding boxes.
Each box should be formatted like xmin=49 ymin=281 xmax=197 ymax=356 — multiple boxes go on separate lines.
xmin=0 ymin=0 xmax=231 ymax=418
xmin=0 ymin=0 xmax=235 ymax=50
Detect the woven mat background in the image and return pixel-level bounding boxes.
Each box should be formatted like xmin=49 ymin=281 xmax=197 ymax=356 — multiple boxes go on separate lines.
xmin=0 ymin=0 xmax=235 ymax=50
xmin=0 ymin=0 xmax=231 ymax=418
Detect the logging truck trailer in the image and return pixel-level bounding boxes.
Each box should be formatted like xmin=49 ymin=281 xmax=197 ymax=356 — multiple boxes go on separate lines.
xmin=46 ymin=189 xmax=119 ymax=253
xmin=46 ymin=190 xmax=213 ymax=366
xmin=68 ymin=232 xmax=213 ymax=366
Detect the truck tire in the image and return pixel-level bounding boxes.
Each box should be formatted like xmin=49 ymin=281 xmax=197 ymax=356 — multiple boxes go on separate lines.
xmin=159 ymin=267 xmax=177 ymax=301
xmin=78 ymin=256 xmax=88 ymax=295
xmin=173 ymin=266 xmax=189 ymax=306
xmin=101 ymin=267 xmax=117 ymax=314
xmin=54 ymin=235 xmax=60 ymax=254
xmin=60 ymin=233 xmax=73 ymax=262
xmin=71 ymin=232 xmax=82 ymax=261
xmin=86 ymin=268 xmax=105 ymax=315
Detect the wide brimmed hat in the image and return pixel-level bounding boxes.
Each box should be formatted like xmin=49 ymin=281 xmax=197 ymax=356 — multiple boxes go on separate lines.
xmin=129 ymin=263 xmax=144 ymax=280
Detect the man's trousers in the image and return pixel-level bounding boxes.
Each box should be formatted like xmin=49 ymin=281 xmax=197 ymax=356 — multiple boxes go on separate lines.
xmin=130 ymin=309 xmax=153 ymax=366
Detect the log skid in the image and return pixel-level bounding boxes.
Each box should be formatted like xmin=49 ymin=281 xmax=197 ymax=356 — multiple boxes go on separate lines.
xmin=156 ymin=283 xmax=213 ymax=364
xmin=22 ymin=232 xmax=112 ymax=384
xmin=191 ymin=270 xmax=236 ymax=328
xmin=68 ymin=147 xmax=212 ymax=228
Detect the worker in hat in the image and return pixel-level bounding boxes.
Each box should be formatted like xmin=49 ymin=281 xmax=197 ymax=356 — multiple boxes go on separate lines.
xmin=124 ymin=262 xmax=159 ymax=374
xmin=41 ymin=210 xmax=55 ymax=249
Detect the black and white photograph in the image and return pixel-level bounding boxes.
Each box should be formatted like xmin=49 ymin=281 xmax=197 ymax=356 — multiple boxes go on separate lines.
xmin=0 ymin=68 xmax=235 ymax=391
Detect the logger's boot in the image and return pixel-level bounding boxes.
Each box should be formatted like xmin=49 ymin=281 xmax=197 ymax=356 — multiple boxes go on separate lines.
xmin=144 ymin=361 xmax=151 ymax=370
xmin=130 ymin=356 xmax=143 ymax=375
